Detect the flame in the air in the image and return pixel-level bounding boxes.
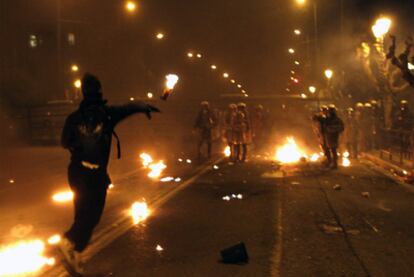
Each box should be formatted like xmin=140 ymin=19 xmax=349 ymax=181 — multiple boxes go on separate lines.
xmin=165 ymin=74 xmax=179 ymax=90
xmin=275 ymin=137 xmax=307 ymax=164
xmin=0 ymin=240 xmax=55 ymax=276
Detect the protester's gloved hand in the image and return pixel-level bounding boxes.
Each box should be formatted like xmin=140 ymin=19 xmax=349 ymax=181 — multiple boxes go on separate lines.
xmin=145 ymin=105 xmax=161 ymax=120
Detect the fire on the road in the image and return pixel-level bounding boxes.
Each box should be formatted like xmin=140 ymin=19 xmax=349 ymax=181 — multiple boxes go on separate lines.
xmin=275 ymin=137 xmax=307 ymax=164
xmin=52 ymin=190 xmax=74 ymax=203
xmin=0 ymin=240 xmax=55 ymax=276
xmin=140 ymin=153 xmax=167 ymax=179
xmin=224 ymin=146 xmax=231 ymax=157
xmin=140 ymin=153 xmax=153 ymax=168
xmin=342 ymin=151 xmax=351 ymax=167
xmin=130 ymin=201 xmax=150 ymax=224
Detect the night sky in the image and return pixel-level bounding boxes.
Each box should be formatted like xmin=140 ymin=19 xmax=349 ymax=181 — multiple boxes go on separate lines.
xmin=1 ymin=0 xmax=413 ymax=103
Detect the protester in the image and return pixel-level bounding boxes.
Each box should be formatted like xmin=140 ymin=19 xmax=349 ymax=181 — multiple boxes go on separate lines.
xmin=312 ymin=106 xmax=329 ymax=166
xmin=59 ymin=73 xmax=160 ymax=274
xmin=224 ymin=103 xmax=237 ymax=161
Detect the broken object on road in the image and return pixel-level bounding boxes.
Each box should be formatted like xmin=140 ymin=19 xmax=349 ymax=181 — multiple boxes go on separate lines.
xmin=220 ymin=242 xmax=249 ymax=264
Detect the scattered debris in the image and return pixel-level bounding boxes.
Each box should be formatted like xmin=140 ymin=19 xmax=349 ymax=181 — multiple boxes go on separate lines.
xmin=221 ymin=242 xmax=249 ymax=264
xmin=361 ymin=192 xmax=370 ymax=198
xmin=320 ymin=224 xmax=343 ymax=234
xmin=333 ymin=184 xmax=342 ymax=190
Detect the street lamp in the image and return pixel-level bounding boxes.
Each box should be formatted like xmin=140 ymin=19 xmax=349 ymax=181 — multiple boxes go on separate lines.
xmin=237 ymin=84 xmax=242 ymax=88
xmin=230 ymin=79 xmax=236 ymax=84
xmin=308 ymin=86 xmax=316 ymax=94
xmin=147 ymin=92 xmax=153 ymax=99
xmin=294 ymin=61 xmax=300 ymax=65
xmin=156 ymin=32 xmax=164 ymax=40
xmin=288 ymin=48 xmax=295 ymax=54
xmin=223 ymin=73 xmax=229 ymax=78
xmin=125 ymin=1 xmax=137 ymax=13
xmin=294 ymin=29 xmax=301 ymax=35
xmin=187 ymin=52 xmax=194 ymax=58
xmin=74 ymin=79 xmax=81 ymax=89
xmin=295 ymin=0 xmax=306 ymax=5
xmin=211 ymin=65 xmax=217 ymax=70
xmin=196 ymin=53 xmax=202 ymax=58
xmin=324 ymin=69 xmax=333 ymax=80
xmin=71 ymin=64 xmax=79 ymax=72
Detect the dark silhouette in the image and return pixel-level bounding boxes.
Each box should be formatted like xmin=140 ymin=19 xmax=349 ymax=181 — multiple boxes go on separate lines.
xmin=58 ymin=73 xmax=160 ymax=274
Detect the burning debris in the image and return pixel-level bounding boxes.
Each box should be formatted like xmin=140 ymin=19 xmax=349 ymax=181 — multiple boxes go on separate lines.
xmin=0 ymin=240 xmax=55 ymax=276
xmin=222 ymin=194 xmax=243 ymax=201
xmin=52 ymin=190 xmax=74 ymax=203
xmin=161 ymin=74 xmax=179 ymax=100
xmin=47 ymin=234 xmax=61 ymax=245
xmin=275 ymin=137 xmax=307 ymax=164
xmin=160 ymin=177 xmax=175 ymax=183
xmin=156 ymin=245 xmax=164 ymax=252
xmin=140 ymin=153 xmax=167 ymax=180
xmin=224 ymin=146 xmax=231 ymax=157
xmin=130 ymin=200 xmax=150 ymax=224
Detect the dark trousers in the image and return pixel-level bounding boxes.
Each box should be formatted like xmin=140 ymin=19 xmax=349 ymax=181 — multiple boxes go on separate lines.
xmin=65 ymin=163 xmax=110 ymax=252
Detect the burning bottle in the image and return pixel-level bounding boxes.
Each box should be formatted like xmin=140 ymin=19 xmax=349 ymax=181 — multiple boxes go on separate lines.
xmin=161 ymin=74 xmax=179 ymax=100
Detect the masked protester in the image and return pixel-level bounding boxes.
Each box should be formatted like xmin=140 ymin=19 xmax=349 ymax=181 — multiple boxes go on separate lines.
xmin=324 ymin=105 xmax=345 ymax=169
xmin=225 ymin=103 xmax=237 ymax=161
xmin=58 ymin=73 xmax=160 ymax=274
xmin=194 ymin=101 xmax=216 ymax=160
xmin=312 ymin=106 xmax=329 ymax=165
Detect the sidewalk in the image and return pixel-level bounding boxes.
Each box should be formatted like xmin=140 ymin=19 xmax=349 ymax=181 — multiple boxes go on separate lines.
xmin=362 ymin=150 xmax=414 ymax=192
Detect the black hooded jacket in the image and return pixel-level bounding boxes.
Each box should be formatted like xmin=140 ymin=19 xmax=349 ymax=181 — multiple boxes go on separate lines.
xmin=61 ymin=99 xmax=155 ymax=170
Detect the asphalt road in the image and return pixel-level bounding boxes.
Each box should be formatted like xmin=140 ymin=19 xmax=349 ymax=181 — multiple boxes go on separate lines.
xmin=81 ymin=158 xmax=414 ymax=277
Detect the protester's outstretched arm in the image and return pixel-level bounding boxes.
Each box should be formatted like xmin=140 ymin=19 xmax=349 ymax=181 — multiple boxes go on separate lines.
xmin=108 ymin=102 xmax=160 ymax=126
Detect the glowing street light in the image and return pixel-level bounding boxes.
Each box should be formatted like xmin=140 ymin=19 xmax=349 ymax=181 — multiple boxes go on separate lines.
xmin=291 ymin=70 xmax=295 ymax=74
xmin=288 ymin=48 xmax=295 ymax=54
xmin=230 ymin=79 xmax=236 ymax=84
xmin=237 ymin=84 xmax=242 ymax=88
xmin=301 ymin=93 xmax=307 ymax=99
xmin=125 ymin=1 xmax=137 ymax=13
xmin=294 ymin=61 xmax=300 ymax=65
xmin=74 ymin=79 xmax=81 ymax=89
xmin=71 ymin=64 xmax=79 ymax=72
xmin=187 ymin=52 xmax=194 ymax=58
xmin=147 ymin=92 xmax=153 ymax=99
xmin=372 ymin=17 xmax=392 ymax=39
xmin=295 ymin=0 xmax=306 ymax=5
xmin=223 ymin=73 xmax=229 ymax=78
xmin=324 ymin=69 xmax=333 ymax=80
xmin=308 ymin=86 xmax=317 ymax=94
xmin=294 ymin=29 xmax=301 ymax=35
xmin=196 ymin=53 xmax=202 ymax=58
xmin=156 ymin=33 xmax=164 ymax=40
xmin=211 ymin=65 xmax=217 ymax=70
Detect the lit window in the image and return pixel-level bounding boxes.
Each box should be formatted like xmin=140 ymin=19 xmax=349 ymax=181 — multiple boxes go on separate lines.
xmin=68 ymin=33 xmax=76 ymax=46
xmin=29 ymin=35 xmax=39 ymax=48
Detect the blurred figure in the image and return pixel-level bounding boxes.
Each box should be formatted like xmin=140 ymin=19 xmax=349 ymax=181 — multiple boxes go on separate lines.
xmin=59 ymin=73 xmax=160 ymax=274
xmin=251 ymin=104 xmax=266 ymax=151
xmin=233 ymin=103 xmax=251 ymax=162
xmin=343 ymin=108 xmax=359 ymax=158
xmin=194 ymin=101 xmax=216 ymax=160
xmin=355 ymin=102 xmax=368 ymax=152
xmin=312 ymin=105 xmax=329 ymax=165
xmin=324 ymin=105 xmax=345 ymax=169
xmin=224 ymin=103 xmax=237 ymax=161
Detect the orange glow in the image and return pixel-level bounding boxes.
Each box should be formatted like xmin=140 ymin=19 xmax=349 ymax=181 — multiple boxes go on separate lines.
xmin=224 ymin=146 xmax=231 ymax=157
xmin=52 ymin=190 xmax=74 ymax=203
xmin=275 ymin=137 xmax=306 ymax=164
xmin=0 ymin=240 xmax=55 ymax=275
xmin=130 ymin=201 xmax=150 ymax=224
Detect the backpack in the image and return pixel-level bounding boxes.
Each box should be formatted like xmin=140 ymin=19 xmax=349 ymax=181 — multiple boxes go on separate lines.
xmin=79 ymin=103 xmax=122 ymax=159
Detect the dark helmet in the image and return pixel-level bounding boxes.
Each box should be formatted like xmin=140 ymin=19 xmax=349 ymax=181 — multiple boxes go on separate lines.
xmin=328 ymin=104 xmax=337 ymax=116
xmin=320 ymin=105 xmax=329 ymax=112
xmin=82 ymin=73 xmax=103 ymax=100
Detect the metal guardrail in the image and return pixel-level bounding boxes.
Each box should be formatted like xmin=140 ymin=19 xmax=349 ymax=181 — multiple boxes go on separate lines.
xmin=377 ymin=128 xmax=413 ymax=165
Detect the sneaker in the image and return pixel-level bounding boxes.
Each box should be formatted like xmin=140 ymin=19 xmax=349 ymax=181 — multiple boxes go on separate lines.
xmin=57 ymin=237 xmax=84 ymax=275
